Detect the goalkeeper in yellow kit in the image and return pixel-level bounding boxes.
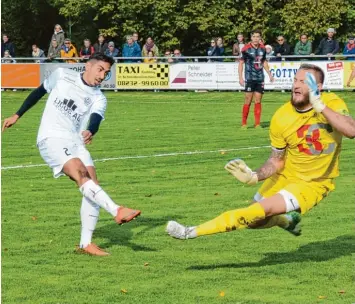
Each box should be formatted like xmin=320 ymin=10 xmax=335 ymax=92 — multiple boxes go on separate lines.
xmin=166 ymin=64 xmax=355 ymax=239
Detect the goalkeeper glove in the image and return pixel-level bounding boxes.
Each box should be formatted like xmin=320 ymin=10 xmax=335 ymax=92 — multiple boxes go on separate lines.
xmin=305 ymin=72 xmax=325 ymax=113
xmin=224 ymin=159 xmax=258 ymax=185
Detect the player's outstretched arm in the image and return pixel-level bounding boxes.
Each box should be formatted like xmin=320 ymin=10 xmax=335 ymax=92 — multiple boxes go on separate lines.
xmin=82 ymin=113 xmax=103 ymax=144
xmin=225 ymin=148 xmax=285 ymax=185
xmin=255 ymin=148 xmax=285 ymax=181
xmin=2 ymin=84 xmax=47 ymax=132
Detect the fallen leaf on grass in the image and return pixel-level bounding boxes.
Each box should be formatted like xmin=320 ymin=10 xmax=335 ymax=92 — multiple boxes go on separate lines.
xmin=121 ymin=289 xmax=128 ymax=294
xmin=145 ymin=194 xmax=153 ymax=197
xmin=144 ymin=263 xmax=149 ymax=266
xmin=220 ymin=151 xmax=226 ymax=155
xmin=214 ymin=193 xmax=220 ymax=196
xmin=318 ymin=296 xmax=327 ymax=299
xmin=219 ymin=291 xmax=225 ymax=297
xmin=338 ymin=290 xmax=345 ymax=294
xmin=31 ymin=216 xmax=37 ymax=221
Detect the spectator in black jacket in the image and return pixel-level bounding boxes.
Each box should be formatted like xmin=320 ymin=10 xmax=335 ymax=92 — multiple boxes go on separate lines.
xmin=274 ymin=35 xmax=291 ymax=61
xmin=93 ymin=34 xmax=108 ymax=54
xmin=315 ymin=28 xmax=340 ymax=57
xmin=1 ymin=34 xmax=15 ymax=57
xmin=207 ymin=38 xmax=221 ymax=62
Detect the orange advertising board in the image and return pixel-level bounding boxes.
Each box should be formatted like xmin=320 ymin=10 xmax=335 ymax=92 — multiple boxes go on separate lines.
xmin=1 ymin=64 xmax=40 ymax=88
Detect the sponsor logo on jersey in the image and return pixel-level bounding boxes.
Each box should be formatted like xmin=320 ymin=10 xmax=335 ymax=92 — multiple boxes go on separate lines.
xmin=53 ymin=97 xmax=83 ymax=126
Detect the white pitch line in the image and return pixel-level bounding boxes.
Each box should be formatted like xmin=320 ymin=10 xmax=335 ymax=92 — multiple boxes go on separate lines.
xmin=1 ymin=145 xmax=271 ymax=171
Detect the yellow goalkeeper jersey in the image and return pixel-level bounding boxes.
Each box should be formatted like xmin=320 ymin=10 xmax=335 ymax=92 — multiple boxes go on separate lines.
xmin=270 ymin=93 xmax=349 ymax=182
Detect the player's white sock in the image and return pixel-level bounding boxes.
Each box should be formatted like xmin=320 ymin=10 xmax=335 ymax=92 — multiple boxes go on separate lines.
xmin=80 ymin=180 xmax=119 ymax=217
xmin=80 ymin=196 xmax=100 ymax=248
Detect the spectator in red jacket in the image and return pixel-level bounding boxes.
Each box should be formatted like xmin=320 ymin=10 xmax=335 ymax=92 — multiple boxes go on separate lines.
xmin=80 ymin=39 xmax=95 ymax=61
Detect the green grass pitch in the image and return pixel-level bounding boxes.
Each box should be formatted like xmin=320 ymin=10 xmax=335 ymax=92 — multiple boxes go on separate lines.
xmin=1 ymin=91 xmax=354 ymax=303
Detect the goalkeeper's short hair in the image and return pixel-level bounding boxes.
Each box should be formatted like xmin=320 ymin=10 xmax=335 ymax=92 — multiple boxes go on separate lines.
xmin=299 ymin=64 xmax=325 ymax=84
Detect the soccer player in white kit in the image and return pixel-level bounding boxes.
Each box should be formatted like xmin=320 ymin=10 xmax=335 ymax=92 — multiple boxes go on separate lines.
xmin=2 ymin=53 xmax=141 ymax=256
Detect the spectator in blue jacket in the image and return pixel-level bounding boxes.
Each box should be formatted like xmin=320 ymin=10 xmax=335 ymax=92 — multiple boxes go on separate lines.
xmin=122 ymin=35 xmax=141 ymax=63
xmin=105 ymin=41 xmax=119 ymax=58
xmin=343 ymin=36 xmax=355 ymax=60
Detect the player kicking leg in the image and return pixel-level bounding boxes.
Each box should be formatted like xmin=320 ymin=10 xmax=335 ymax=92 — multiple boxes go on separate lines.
xmin=2 ymin=54 xmax=141 ymax=256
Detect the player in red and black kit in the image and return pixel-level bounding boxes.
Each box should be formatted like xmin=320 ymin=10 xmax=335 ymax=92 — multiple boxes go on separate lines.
xmin=239 ymin=29 xmax=274 ymax=128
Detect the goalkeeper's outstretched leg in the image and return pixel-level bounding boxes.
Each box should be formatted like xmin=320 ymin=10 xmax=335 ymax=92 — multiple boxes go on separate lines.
xmin=166 ymin=193 xmax=300 ymax=239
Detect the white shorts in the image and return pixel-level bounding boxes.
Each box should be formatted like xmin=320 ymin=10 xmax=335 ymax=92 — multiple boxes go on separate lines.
xmin=38 ymin=138 xmax=94 ymax=178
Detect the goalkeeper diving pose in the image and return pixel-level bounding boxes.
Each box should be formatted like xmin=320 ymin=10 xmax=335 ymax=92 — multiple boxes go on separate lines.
xmin=167 ymin=63 xmax=355 ymax=239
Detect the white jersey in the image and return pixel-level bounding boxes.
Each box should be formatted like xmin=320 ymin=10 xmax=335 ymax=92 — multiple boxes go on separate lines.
xmin=37 ymin=68 xmax=107 ymax=144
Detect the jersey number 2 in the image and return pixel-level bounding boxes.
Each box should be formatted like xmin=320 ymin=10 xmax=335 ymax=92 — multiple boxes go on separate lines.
xmin=297 ymin=124 xmax=335 ymax=155
xmin=63 ymin=148 xmax=71 ymax=156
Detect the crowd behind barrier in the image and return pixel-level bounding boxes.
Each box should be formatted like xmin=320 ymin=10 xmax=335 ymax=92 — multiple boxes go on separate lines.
xmin=1 ymin=55 xmax=355 ymax=91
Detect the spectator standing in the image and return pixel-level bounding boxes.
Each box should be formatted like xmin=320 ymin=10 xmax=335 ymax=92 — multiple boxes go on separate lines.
xmin=144 ymin=50 xmax=156 ymax=63
xmin=80 ymin=39 xmax=95 ymax=61
xmin=50 ymin=24 xmax=65 ymax=48
xmin=315 ymin=28 xmax=340 ymax=56
xmin=265 ymin=45 xmax=275 ymax=61
xmin=122 ymin=35 xmax=141 ymax=62
xmin=216 ymin=37 xmax=225 ymax=61
xmin=104 ymin=41 xmax=119 ymax=58
xmin=294 ymin=34 xmax=312 ymax=58
xmin=207 ymin=38 xmax=221 ymax=62
xmin=132 ymin=32 xmax=140 ymax=46
xmin=32 ymin=44 xmax=46 ymax=63
xmin=1 ymin=34 xmax=15 ymax=57
xmin=47 ymin=39 xmax=61 ymax=62
xmin=343 ymin=36 xmax=355 ymax=60
xmin=274 ymin=35 xmax=291 ymax=60
xmin=60 ymin=38 xmax=78 ymax=63
xmin=93 ymin=34 xmax=108 ymax=54
xmin=172 ymin=49 xmax=186 ymax=63
xmin=232 ymin=33 xmax=245 ymax=61
xmin=142 ymin=37 xmax=159 ymax=58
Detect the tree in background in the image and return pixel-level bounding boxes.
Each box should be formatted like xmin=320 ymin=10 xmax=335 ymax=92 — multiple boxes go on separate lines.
xmin=1 ymin=0 xmax=354 ymax=56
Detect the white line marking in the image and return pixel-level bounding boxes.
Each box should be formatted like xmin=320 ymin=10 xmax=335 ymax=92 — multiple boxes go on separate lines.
xmin=1 ymin=145 xmax=271 ymax=170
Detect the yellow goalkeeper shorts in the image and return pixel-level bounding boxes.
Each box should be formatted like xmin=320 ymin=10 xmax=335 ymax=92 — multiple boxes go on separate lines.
xmin=253 ymin=174 xmax=335 ymax=214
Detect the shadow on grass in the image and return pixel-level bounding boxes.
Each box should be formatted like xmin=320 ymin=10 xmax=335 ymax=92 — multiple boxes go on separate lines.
xmin=260 ymin=121 xmax=270 ymax=128
xmin=94 ymin=215 xmax=182 ymax=252
xmin=187 ymin=234 xmax=355 ymax=270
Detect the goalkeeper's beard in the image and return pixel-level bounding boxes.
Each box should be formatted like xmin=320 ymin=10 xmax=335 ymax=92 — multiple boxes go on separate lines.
xmin=290 ymin=91 xmax=311 ymax=110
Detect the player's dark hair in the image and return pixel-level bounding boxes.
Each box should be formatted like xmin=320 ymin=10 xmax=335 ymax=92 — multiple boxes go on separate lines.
xmin=250 ymin=29 xmax=262 ymax=36
xmin=299 ymin=63 xmax=325 ymax=84
xmin=300 ymin=34 xmax=308 ymax=38
xmin=88 ymin=53 xmax=114 ymax=66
